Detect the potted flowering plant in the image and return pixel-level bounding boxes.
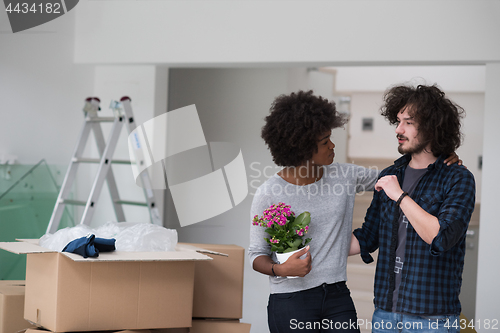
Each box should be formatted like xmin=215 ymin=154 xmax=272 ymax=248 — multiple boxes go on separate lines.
xmin=252 ymin=202 xmax=311 ymax=255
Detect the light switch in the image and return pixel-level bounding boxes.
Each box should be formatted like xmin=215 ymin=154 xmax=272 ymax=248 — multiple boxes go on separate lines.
xmin=362 ymin=118 xmax=373 ymax=131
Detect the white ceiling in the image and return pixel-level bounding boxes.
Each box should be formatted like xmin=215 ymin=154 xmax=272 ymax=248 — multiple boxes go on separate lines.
xmin=327 ymin=66 xmax=486 ymax=93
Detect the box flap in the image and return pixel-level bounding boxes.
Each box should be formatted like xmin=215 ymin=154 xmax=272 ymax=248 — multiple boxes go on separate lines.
xmin=61 ymin=249 xmax=213 ymax=262
xmin=0 ymin=280 xmax=26 ymax=296
xmin=15 ymin=238 xmax=41 ymax=244
xmin=176 ymin=243 xmax=228 ymax=257
xmin=0 ymin=241 xmax=55 ymax=254
xmin=0 ymin=280 xmax=25 ymax=287
xmin=0 ymin=240 xmax=218 ymax=262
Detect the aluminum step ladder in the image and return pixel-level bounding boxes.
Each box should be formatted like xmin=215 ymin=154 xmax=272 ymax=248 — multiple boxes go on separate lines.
xmin=46 ymin=97 xmax=161 ymax=234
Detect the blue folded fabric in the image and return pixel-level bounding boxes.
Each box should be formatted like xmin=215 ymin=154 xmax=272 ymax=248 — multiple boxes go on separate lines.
xmin=62 ymin=234 xmax=116 ymax=258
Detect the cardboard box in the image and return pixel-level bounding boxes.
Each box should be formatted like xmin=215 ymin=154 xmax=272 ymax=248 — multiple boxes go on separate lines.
xmin=0 ymin=240 xmax=224 ymax=333
xmin=186 ymin=243 xmax=244 ymax=319
xmin=24 ymin=328 xmax=153 ymax=333
xmin=0 ymin=280 xmax=32 ymax=333
xmin=190 ymin=319 xmax=251 ymax=333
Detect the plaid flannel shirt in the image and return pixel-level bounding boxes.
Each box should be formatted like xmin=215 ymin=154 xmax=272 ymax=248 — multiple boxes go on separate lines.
xmin=353 ymin=154 xmax=476 ymax=315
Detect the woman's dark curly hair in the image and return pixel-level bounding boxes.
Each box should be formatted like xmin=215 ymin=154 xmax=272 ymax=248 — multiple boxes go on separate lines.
xmin=261 ymin=90 xmax=347 ymax=167
xmin=380 ymin=84 xmax=464 ymax=157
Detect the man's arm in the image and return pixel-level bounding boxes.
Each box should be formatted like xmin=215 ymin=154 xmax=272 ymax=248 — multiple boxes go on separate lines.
xmin=398 ymin=195 xmax=439 ymax=244
xmin=352 ymin=184 xmax=383 ymax=263
xmin=375 ymin=170 xmax=475 ymax=249
xmin=430 ymin=170 xmax=476 ymax=254
xmin=374 ymin=175 xmax=439 ymax=244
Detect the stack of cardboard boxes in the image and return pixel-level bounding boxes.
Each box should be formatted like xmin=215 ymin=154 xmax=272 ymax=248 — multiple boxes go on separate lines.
xmin=0 ymin=280 xmax=30 ymax=333
xmin=0 ymin=240 xmax=250 ymax=333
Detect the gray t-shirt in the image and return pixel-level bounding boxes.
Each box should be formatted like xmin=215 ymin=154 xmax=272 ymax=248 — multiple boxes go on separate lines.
xmin=392 ymin=166 xmax=427 ymax=311
xmin=248 ymin=163 xmax=378 ymax=294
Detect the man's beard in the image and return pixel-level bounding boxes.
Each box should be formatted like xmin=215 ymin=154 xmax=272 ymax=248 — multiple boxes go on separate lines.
xmin=397 ymin=135 xmax=427 ymax=155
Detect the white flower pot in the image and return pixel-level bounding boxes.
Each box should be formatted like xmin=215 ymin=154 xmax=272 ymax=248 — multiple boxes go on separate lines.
xmin=275 ymin=248 xmax=308 ymax=279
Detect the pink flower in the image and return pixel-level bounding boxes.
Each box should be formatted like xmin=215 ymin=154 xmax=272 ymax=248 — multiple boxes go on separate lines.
xmin=254 ymin=203 xmax=310 ymax=252
xmin=295 ymin=228 xmax=306 ymax=236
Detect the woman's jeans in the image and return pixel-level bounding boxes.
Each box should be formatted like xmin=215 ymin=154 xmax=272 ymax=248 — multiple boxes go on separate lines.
xmin=267 ymin=281 xmax=360 ymax=333
xmin=372 ymin=308 xmax=460 ymax=333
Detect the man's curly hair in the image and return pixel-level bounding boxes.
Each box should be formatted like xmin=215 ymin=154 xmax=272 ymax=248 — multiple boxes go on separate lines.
xmin=261 ymin=90 xmax=347 ymax=167
xmin=381 ymin=84 xmax=464 ymax=157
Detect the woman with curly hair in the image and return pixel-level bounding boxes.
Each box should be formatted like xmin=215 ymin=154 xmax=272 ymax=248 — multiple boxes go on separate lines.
xmin=248 ymin=90 xmax=374 ymax=333
xmin=248 ymin=90 xmax=459 ymax=333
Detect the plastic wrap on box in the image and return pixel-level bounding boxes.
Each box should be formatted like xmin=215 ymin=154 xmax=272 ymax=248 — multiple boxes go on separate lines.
xmin=39 ymin=222 xmax=177 ymax=252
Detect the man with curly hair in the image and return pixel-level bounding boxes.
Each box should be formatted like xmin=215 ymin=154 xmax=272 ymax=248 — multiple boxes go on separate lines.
xmin=351 ymin=84 xmax=476 ymax=333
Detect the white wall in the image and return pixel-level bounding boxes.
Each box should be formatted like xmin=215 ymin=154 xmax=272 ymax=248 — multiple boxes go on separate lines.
xmin=476 ymin=63 xmax=500 ymax=329
xmin=73 ymin=1 xmax=500 ymax=65
xmin=0 ymin=10 xmax=94 ymax=165
xmin=348 ymin=92 xmax=395 ymax=158
xmin=334 ymin=66 xmax=486 ymax=93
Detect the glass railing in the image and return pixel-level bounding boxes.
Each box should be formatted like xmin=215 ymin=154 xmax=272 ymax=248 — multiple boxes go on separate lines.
xmin=0 ymin=160 xmax=75 ymax=279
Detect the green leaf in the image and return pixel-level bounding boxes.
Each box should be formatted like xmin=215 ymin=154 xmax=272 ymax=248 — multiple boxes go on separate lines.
xmin=292 ymin=212 xmax=310 ymax=227
xmin=304 ymin=238 xmax=312 ymax=245
xmin=265 ymin=228 xmax=277 ymax=236
xmin=283 ymin=246 xmax=298 ymax=253
xmin=291 ymin=238 xmax=302 ymax=248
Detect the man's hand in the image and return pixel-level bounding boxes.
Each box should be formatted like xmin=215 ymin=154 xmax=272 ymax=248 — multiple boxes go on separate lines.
xmin=375 ymin=175 xmax=404 ymax=202
xmin=275 ymin=246 xmax=312 ymax=277
xmin=375 ymin=176 xmax=440 ymax=244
